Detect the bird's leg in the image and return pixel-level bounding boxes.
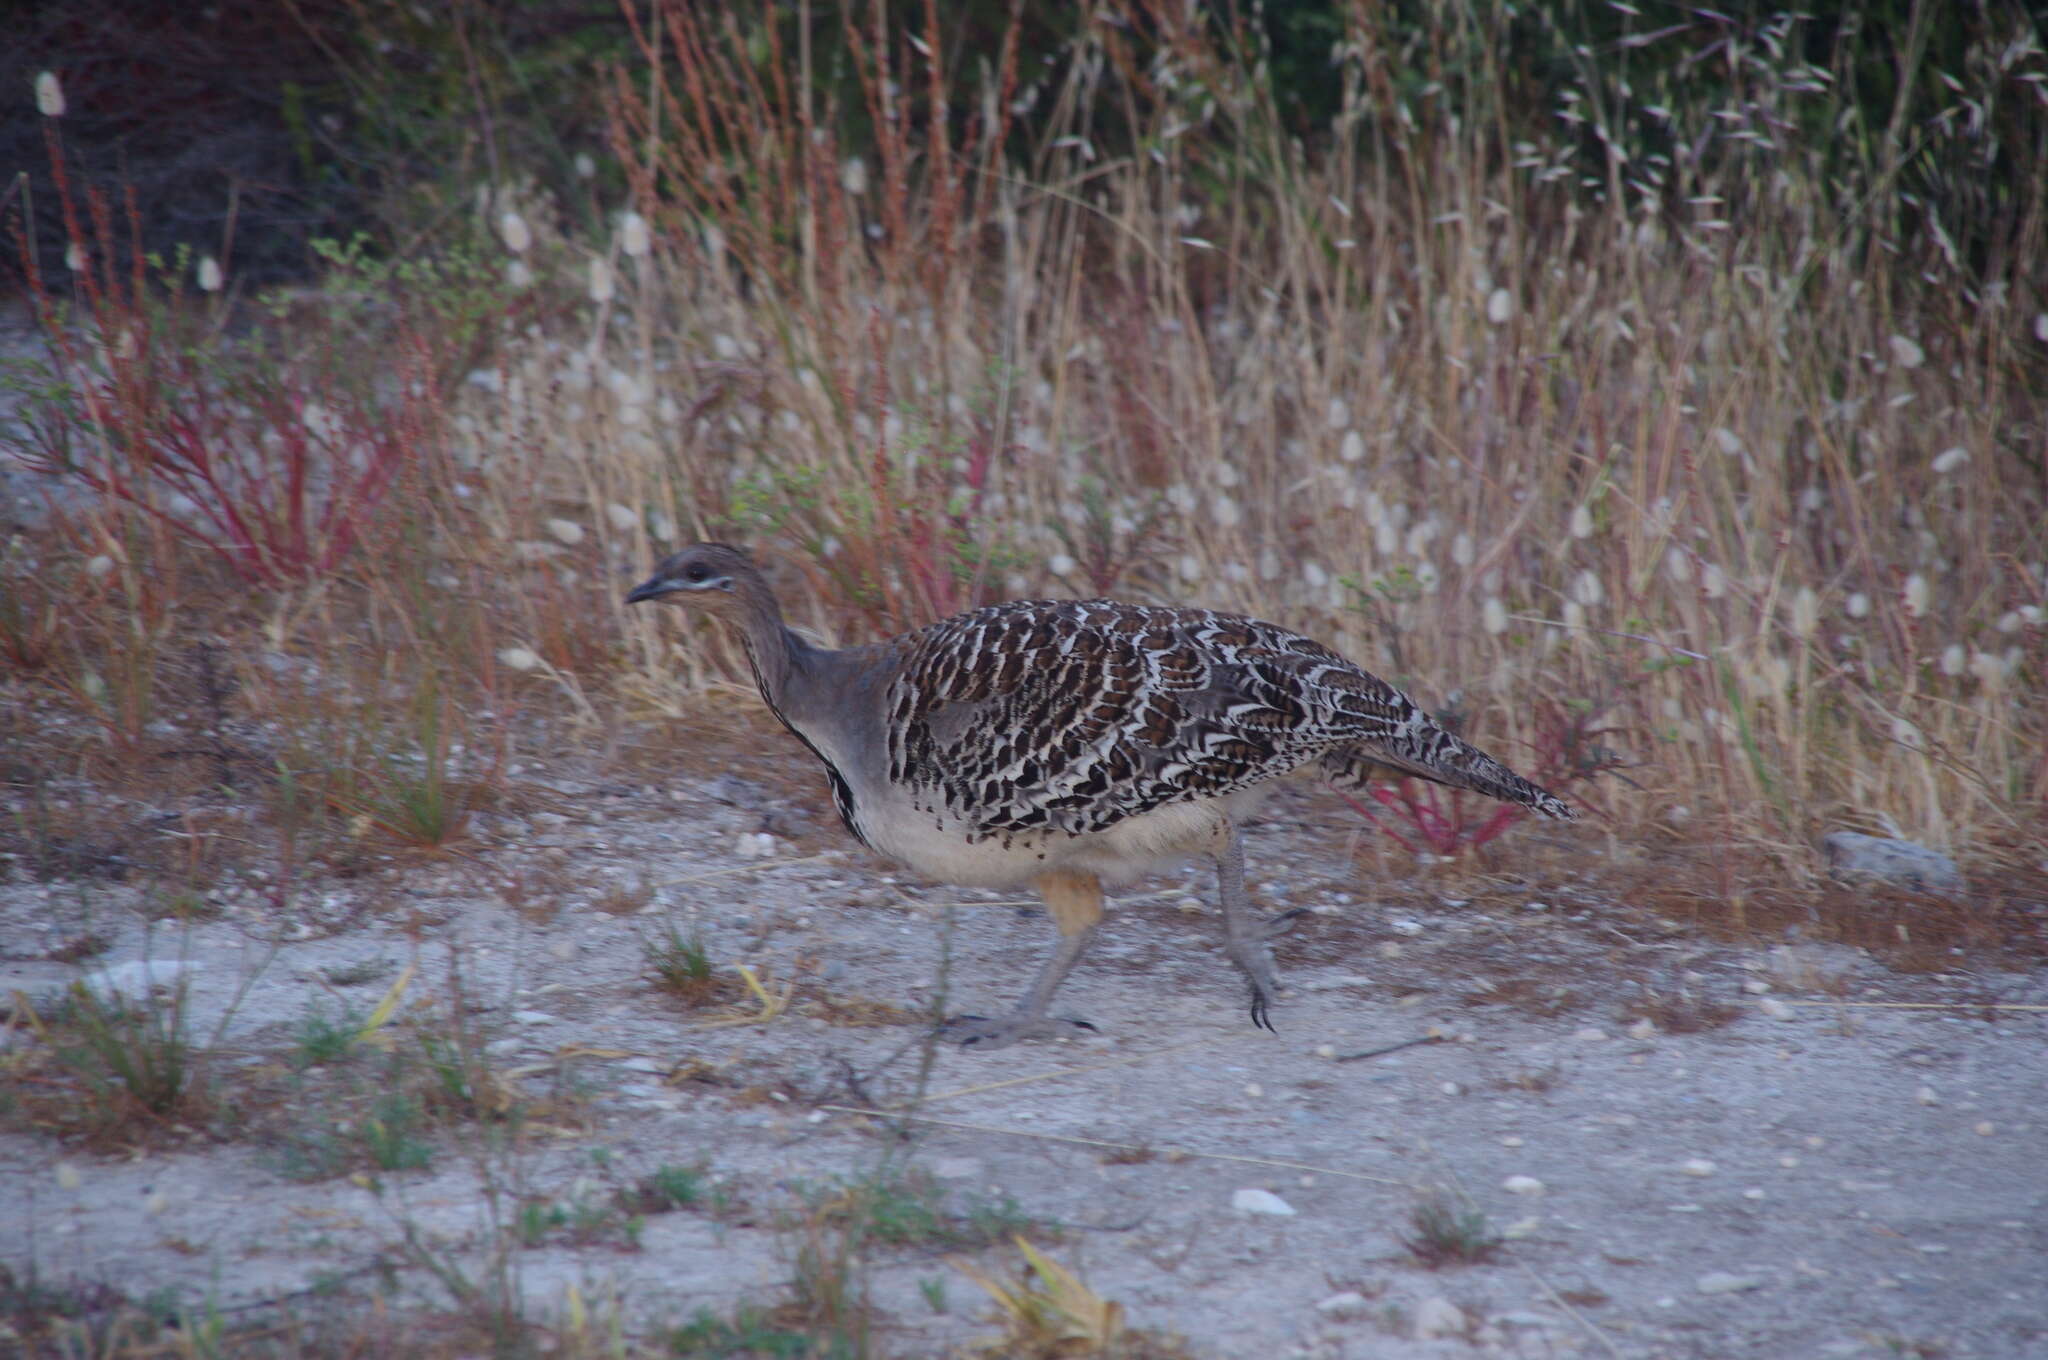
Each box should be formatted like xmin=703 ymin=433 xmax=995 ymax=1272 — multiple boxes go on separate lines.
xmin=947 ymin=870 xmax=1104 ymax=1050
xmin=1215 ymin=827 xmax=1294 ymax=1032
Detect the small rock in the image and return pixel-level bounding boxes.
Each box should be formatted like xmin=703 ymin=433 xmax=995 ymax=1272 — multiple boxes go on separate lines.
xmin=1821 ymin=831 xmax=1963 ymax=896
xmin=1390 ymin=918 xmax=1424 ymax=936
xmin=617 ymin=1056 xmax=664 ymax=1074
xmin=1502 ymin=1216 xmax=1540 ymax=1239
xmin=931 ymin=1157 xmax=983 ymax=1180
xmin=1413 ymin=1296 xmax=1467 ymax=1339
xmin=1499 ymin=1135 xmax=1525 ymax=1148
xmin=1502 ymin=1175 xmax=1546 ymax=1196
xmin=1696 ymin=1272 xmax=1764 ymax=1295
xmin=1742 ymin=978 xmax=1771 ymax=994
xmin=1680 ymin=1158 xmax=1717 ymax=1177
xmin=1915 ymin=1086 xmax=1938 ymax=1106
xmin=1315 ymin=1291 xmax=1369 ymax=1319
xmin=1627 ymin=1018 xmax=1658 ymax=1039
xmin=55 ymin=1162 xmax=81 ymax=1190
xmin=513 ymin=1009 xmax=555 ymax=1025
xmin=1573 ymin=1027 xmax=1608 ymax=1042
xmin=1757 ymin=998 xmax=1795 ymax=1020
xmin=1974 ymin=1121 xmax=1995 ymax=1136
xmin=1232 ymin=1188 xmax=1297 ymax=1216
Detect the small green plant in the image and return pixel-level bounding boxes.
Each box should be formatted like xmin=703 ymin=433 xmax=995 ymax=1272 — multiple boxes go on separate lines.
xmin=618 ymin=1161 xmax=704 ymax=1214
xmin=28 ymin=980 xmax=206 ymax=1140
xmin=1401 ymin=1193 xmax=1503 ymax=1268
xmin=643 ymin=925 xmax=728 ymax=1008
xmin=813 ymin=1167 xmax=1035 ymax=1251
xmin=293 ymin=1004 xmax=366 ymax=1068
xmin=667 ymin=1305 xmax=812 ymax=1358
xmin=918 ymin=1275 xmax=948 ymax=1315
xmin=359 ymin=1094 xmax=434 ymax=1172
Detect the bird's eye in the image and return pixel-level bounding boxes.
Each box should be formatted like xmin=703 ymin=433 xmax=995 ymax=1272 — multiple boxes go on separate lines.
xmin=683 ymin=562 xmax=710 ymax=583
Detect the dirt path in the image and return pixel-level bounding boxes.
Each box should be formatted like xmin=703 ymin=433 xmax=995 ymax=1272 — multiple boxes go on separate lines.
xmin=4 ymin=736 xmax=2045 ymax=1358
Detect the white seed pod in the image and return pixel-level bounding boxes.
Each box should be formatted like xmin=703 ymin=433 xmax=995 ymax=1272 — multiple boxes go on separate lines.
xmin=197 ymin=256 xmax=223 ymax=292
xmin=606 ymin=502 xmax=638 ymax=533
xmin=498 ymin=647 xmax=540 ymax=672
xmin=1302 ymin=560 xmax=1328 ymax=589
xmin=1338 ymin=429 xmax=1364 ymax=463
xmin=1931 ymin=446 xmax=1968 ymax=475
xmin=840 ymin=156 xmax=867 ymax=195
xmin=65 ymin=241 xmax=86 ymax=272
xmin=1891 ymin=716 xmax=1923 ymax=750
xmin=1790 ymin=586 xmax=1820 ymax=639
xmin=1572 ymin=568 xmax=1603 ymax=606
xmin=1713 ymin=427 xmax=1742 ymax=456
xmin=1902 ymin=573 xmax=1930 ymax=618
xmin=1665 ymin=546 xmax=1692 ymax=583
xmin=1482 ymin=597 xmax=1509 ymax=635
xmin=1889 ymin=334 xmax=1925 ymax=369
xmin=1562 ymin=600 xmax=1586 ymax=633
xmin=35 ymin=72 xmax=65 ymax=118
xmin=1940 ymin=644 xmax=1966 ymax=676
xmin=1968 ymin=650 xmax=2005 ymax=686
xmin=1451 ymin=531 xmax=1474 ymax=567
xmin=1210 ymin=492 xmax=1241 ymax=529
xmin=546 ymin=517 xmax=585 ymax=545
xmin=85 ymin=554 xmax=114 ymax=579
xmin=1847 ymin=591 xmax=1871 ymax=619
xmin=1327 ymin=396 xmax=1350 ymax=430
xmin=1569 ymin=504 xmax=1595 ymax=539
xmin=587 ymin=257 xmax=614 ymax=302
xmin=574 ymin=152 xmax=597 ymax=178
xmin=619 ymin=211 xmax=651 ymax=258
xmin=498 ymin=210 xmax=532 ymax=254
xmin=507 ymin=260 xmax=532 ymax=289
xmin=1486 ymin=287 xmax=1513 ymax=325
xmin=1048 ymin=553 xmax=1075 ymax=576
xmin=1702 ymin=563 xmax=1726 ymax=599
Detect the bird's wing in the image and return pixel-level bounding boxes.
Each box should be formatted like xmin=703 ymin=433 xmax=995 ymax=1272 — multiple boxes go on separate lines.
xmin=884 ymin=599 xmax=1493 ymax=840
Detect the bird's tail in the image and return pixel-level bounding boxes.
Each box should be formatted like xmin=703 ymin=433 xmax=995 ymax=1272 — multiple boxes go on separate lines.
xmin=1320 ymin=730 xmax=1576 ymax=822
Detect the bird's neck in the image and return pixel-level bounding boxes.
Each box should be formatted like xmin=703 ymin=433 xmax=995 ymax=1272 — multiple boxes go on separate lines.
xmin=730 ymin=581 xmax=826 ymax=723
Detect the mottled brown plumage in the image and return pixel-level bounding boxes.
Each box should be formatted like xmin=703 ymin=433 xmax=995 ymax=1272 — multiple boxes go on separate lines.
xmin=629 ymin=543 xmax=1574 ymax=1049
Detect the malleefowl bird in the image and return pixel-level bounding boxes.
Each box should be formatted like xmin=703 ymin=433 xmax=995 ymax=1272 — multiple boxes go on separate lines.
xmin=627 ymin=543 xmax=1575 ymax=1050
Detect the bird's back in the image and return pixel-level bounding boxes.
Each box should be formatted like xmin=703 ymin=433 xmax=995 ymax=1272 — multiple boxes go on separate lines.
xmin=876 ymin=597 xmax=1568 ymax=848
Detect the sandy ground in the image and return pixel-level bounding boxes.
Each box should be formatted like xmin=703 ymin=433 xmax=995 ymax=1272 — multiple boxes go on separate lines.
xmin=3 ymin=731 xmax=2047 ymax=1359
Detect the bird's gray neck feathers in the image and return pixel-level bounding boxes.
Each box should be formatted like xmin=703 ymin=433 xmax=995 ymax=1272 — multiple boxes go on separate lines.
xmin=728 ymin=578 xmax=833 ymax=730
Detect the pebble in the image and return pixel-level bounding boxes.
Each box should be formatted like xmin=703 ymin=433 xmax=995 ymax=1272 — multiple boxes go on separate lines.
xmin=1742 ymin=978 xmax=1771 ymax=994
xmin=1626 ymin=1018 xmax=1657 ymax=1039
xmin=1315 ymin=1291 xmax=1369 ymax=1319
xmin=1502 ymin=1175 xmax=1546 ymax=1196
xmin=1503 ymin=1216 xmax=1540 ymax=1239
xmin=1680 ymin=1158 xmax=1717 ymax=1177
xmin=1757 ymin=998 xmax=1795 ymax=1019
xmin=1696 ymin=1272 xmax=1764 ymax=1295
xmin=1232 ymin=1188 xmax=1297 ymax=1216
xmin=931 ymin=1157 xmax=983 ymax=1181
xmin=1974 ymin=1121 xmax=1995 ymax=1136
xmin=1573 ymin=1027 xmax=1608 ymax=1042
xmin=55 ymin=1162 xmax=81 ymax=1190
xmin=1915 ymin=1086 xmax=1939 ymax=1106
xmin=512 ymin=1009 xmax=555 ymax=1025
xmin=1413 ymin=1296 xmax=1467 ymax=1339
xmin=1390 ymin=918 xmax=1423 ymax=936
xmin=1499 ymin=1135 xmax=1525 ymax=1148
xmin=617 ymin=1056 xmax=664 ymax=1074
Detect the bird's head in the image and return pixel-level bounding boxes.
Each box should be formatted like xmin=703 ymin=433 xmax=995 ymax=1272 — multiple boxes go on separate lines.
xmin=625 ymin=542 xmax=759 ymax=615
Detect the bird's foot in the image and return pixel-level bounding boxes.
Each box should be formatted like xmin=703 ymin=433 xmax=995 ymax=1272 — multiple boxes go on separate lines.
xmin=1246 ymin=974 xmax=1285 ymax=1033
xmin=941 ymin=1013 xmax=1098 ymax=1051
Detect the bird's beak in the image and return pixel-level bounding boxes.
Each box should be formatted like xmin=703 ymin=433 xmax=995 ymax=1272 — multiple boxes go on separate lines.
xmin=625 ymin=574 xmax=676 ymax=605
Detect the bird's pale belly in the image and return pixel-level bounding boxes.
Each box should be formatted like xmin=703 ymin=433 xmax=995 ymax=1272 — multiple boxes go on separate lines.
xmin=850 ymin=782 xmax=1272 ymax=888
